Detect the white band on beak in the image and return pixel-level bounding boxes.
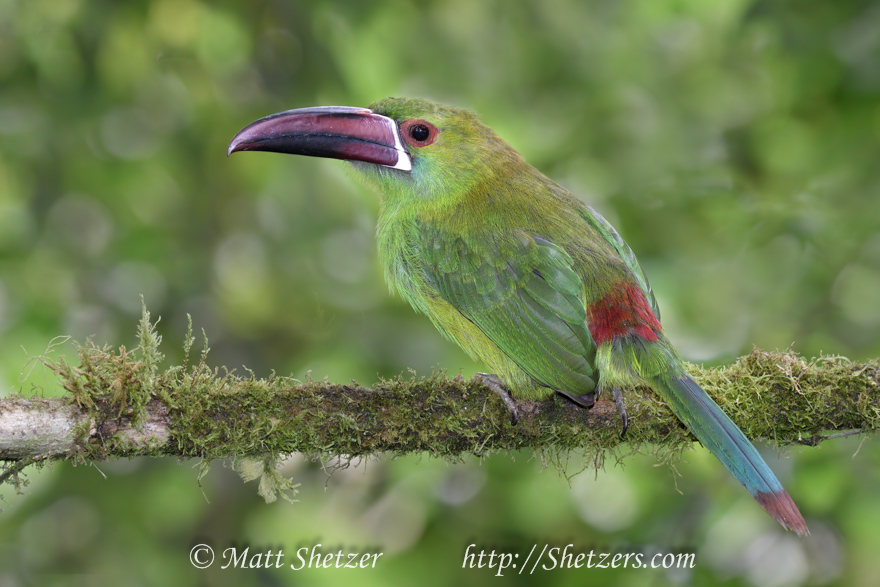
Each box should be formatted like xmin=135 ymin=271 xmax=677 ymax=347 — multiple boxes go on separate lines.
xmin=374 ymin=112 xmax=412 ymax=172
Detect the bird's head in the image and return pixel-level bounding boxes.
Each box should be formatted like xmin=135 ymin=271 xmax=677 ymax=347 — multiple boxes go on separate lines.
xmin=228 ymin=97 xmax=521 ymax=205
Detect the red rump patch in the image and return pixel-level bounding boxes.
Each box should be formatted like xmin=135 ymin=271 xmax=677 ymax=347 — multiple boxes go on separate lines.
xmin=587 ymin=282 xmax=662 ymax=344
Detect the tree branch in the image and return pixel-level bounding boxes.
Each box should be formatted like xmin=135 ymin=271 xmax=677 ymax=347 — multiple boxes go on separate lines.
xmin=1 ymin=339 xmax=878 ymax=470
xmin=1 ymin=308 xmax=878 ymax=498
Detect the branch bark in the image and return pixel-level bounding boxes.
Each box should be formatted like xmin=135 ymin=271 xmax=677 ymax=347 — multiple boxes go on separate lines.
xmin=1 ymin=340 xmax=877 ymax=481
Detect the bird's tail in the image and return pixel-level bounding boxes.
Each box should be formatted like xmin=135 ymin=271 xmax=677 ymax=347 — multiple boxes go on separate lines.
xmin=649 ymin=372 xmax=809 ymax=535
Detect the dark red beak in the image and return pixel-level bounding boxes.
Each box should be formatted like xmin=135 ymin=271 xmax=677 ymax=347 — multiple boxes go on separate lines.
xmin=227 ymin=106 xmax=411 ymax=171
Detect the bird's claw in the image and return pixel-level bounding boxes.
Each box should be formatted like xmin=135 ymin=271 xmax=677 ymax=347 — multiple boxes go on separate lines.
xmin=473 ymin=372 xmax=519 ymax=425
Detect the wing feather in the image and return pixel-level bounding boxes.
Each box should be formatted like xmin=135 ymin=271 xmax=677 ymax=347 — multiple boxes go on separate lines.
xmin=421 ymin=227 xmax=597 ymax=395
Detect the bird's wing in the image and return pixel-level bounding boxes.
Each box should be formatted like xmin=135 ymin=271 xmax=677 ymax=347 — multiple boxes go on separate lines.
xmin=421 ymin=227 xmax=597 ymax=395
xmin=582 ymin=206 xmax=660 ymax=319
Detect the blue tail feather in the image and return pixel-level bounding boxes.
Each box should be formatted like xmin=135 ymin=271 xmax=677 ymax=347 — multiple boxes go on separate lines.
xmin=651 ymin=373 xmax=808 ymax=535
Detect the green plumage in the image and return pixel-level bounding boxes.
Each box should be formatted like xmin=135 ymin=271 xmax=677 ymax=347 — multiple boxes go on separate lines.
xmin=229 ymin=96 xmax=809 ymax=535
xmin=364 ymin=98 xmax=806 ymax=534
xmin=363 ymin=99 xmax=647 ymax=397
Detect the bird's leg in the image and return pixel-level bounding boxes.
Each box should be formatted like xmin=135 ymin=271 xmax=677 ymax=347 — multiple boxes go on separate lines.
xmin=473 ymin=372 xmax=518 ymax=425
xmin=555 ymin=390 xmax=596 ymax=409
xmin=612 ymin=387 xmax=628 ymax=438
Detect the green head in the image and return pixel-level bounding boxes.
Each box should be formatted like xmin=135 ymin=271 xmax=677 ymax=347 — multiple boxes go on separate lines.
xmin=228 ymin=97 xmax=522 ymax=206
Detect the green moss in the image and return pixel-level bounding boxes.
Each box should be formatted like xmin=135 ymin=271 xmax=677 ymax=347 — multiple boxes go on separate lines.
xmin=3 ymin=311 xmax=876 ymax=498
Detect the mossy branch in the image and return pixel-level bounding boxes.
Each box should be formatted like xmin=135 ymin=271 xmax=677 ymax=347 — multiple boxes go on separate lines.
xmin=0 ymin=309 xmax=878 ymax=497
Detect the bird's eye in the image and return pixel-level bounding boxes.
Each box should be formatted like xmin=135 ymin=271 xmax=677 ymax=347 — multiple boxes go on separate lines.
xmin=400 ymin=119 xmax=438 ymax=147
xmin=410 ymin=125 xmax=430 ymax=141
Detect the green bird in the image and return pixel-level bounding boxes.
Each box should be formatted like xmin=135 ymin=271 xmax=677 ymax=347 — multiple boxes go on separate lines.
xmin=228 ymin=97 xmax=808 ymax=535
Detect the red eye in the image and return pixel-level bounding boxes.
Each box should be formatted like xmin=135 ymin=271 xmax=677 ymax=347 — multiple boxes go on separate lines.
xmin=400 ymin=119 xmax=437 ymax=147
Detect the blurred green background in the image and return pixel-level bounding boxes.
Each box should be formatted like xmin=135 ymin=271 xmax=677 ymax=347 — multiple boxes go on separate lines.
xmin=1 ymin=0 xmax=879 ymax=585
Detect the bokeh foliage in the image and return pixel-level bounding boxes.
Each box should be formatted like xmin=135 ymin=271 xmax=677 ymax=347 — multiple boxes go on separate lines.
xmin=0 ymin=0 xmax=879 ymax=585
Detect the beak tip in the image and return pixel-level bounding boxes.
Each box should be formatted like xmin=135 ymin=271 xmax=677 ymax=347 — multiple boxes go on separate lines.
xmin=227 ymin=138 xmax=242 ymax=157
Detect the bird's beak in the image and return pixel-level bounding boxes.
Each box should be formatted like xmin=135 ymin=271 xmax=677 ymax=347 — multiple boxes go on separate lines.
xmin=227 ymin=106 xmax=412 ymax=172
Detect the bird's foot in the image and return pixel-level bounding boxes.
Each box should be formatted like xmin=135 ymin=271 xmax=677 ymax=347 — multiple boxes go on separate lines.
xmin=473 ymin=372 xmax=518 ymax=425
xmin=612 ymin=387 xmax=628 ymax=438
xmin=555 ymin=390 xmax=596 ymax=409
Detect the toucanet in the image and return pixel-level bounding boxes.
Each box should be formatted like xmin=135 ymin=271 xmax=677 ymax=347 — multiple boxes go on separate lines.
xmin=228 ymin=97 xmax=808 ymax=535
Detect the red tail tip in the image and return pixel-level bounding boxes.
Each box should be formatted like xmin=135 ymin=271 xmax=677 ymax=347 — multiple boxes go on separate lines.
xmin=755 ymin=490 xmax=809 ymax=536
